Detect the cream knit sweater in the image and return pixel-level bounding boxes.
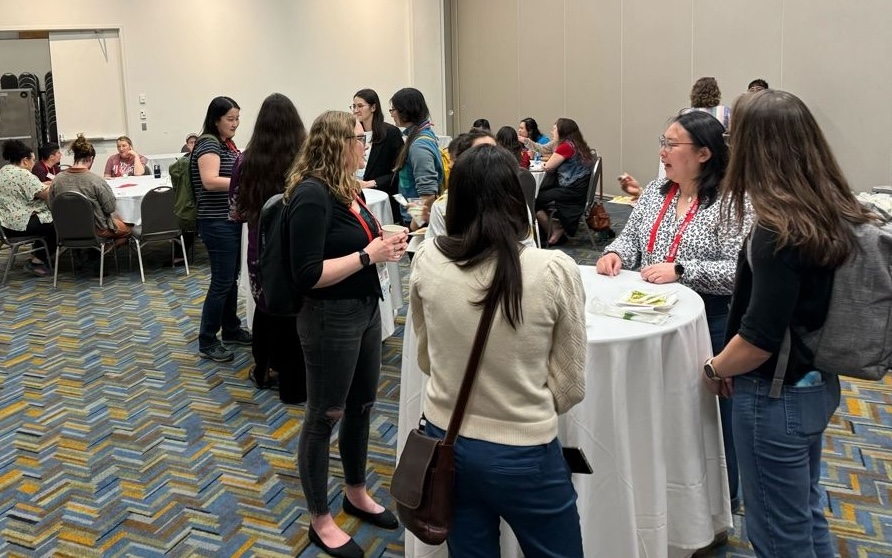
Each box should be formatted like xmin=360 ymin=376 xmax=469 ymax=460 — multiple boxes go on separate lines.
xmin=410 ymin=242 xmax=587 ymax=446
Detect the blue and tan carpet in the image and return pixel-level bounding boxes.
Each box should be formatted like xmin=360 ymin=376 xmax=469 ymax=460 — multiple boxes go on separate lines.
xmin=0 ymin=213 xmax=889 ymax=557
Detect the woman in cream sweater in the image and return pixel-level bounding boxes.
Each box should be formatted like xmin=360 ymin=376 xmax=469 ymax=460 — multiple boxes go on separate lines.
xmin=410 ymin=144 xmax=586 ymax=558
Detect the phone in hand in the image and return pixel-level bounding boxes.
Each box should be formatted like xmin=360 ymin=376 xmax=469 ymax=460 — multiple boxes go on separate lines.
xmin=562 ymin=446 xmax=593 ymax=474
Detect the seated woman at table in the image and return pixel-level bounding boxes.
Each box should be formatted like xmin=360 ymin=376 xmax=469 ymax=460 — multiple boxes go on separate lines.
xmin=519 ymin=117 xmax=556 ymax=160
xmin=352 ymin=88 xmax=405 ymax=222
xmin=411 ymin=144 xmax=586 ymax=558
xmin=0 ymin=139 xmax=55 ymax=276
xmin=595 ymin=109 xmax=753 ymax=520
xmin=287 ymin=111 xmax=407 ymax=558
xmin=228 ymin=92 xmax=307 ymax=402
xmin=103 ymin=136 xmax=148 ymax=178
xmin=704 ymin=90 xmax=876 ymax=558
xmin=534 ymin=117 xmax=595 ymax=246
xmin=51 ymin=135 xmax=132 ymax=245
xmin=31 ymin=142 xmax=62 ymax=185
xmin=495 ymin=126 xmax=530 ymax=169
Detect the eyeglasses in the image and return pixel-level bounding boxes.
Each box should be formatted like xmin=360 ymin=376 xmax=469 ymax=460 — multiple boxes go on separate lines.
xmin=388 ymin=108 xmax=396 ymax=114
xmin=659 ymin=135 xmax=694 ymax=152
xmin=349 ymin=134 xmax=367 ymax=145
xmin=350 ymin=103 xmax=368 ymax=110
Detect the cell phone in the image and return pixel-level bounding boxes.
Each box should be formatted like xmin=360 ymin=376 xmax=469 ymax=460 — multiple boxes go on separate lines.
xmin=562 ymin=446 xmax=593 ymax=475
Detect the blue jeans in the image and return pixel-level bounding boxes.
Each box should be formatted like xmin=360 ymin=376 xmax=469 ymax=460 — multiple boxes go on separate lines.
xmin=732 ymin=372 xmax=840 ymax=558
xmin=197 ymin=219 xmax=243 ymax=351
xmin=425 ymin=422 xmax=583 ymax=558
xmin=297 ymin=297 xmax=381 ymax=515
xmin=703 ymin=293 xmax=739 ymax=512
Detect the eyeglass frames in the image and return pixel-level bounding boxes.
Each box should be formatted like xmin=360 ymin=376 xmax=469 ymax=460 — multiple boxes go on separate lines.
xmin=659 ymin=135 xmax=695 ymax=151
xmin=349 ymin=134 xmax=367 ymax=145
xmin=349 ymin=103 xmax=368 ymax=110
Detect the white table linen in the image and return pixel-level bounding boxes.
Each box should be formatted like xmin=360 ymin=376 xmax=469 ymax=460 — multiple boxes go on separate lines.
xmin=398 ymin=266 xmax=731 ymax=558
xmin=108 ymin=175 xmax=170 ymax=225
xmin=240 ymin=187 xmax=402 ymax=341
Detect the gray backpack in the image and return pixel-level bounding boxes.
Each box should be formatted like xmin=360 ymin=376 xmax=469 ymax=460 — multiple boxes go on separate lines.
xmin=767 ymin=203 xmax=892 ymax=397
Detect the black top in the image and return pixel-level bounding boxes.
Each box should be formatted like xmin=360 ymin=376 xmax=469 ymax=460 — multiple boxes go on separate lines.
xmin=289 ymin=179 xmax=382 ymax=300
xmin=726 ymin=224 xmax=834 ymax=385
xmin=362 ymin=122 xmax=404 ymax=221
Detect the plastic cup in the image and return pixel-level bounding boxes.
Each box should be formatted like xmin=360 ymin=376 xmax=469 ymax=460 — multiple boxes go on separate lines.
xmin=381 ymin=224 xmax=407 ymax=239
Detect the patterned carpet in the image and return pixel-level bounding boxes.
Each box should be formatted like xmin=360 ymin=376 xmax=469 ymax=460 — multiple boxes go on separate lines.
xmin=0 ymin=210 xmax=890 ymax=557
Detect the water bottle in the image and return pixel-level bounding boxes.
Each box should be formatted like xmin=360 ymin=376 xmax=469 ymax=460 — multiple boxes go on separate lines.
xmin=153 ymin=164 xmax=161 ymax=178
xmin=534 ymin=152 xmax=541 ymax=164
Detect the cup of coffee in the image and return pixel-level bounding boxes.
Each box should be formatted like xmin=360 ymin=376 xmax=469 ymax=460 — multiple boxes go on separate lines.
xmin=381 ymin=224 xmax=407 ymax=239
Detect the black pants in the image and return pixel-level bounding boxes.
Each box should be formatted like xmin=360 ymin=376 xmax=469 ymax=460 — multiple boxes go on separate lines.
xmin=296 ymin=297 xmax=382 ymax=515
xmin=2 ymin=214 xmax=56 ymax=261
xmin=251 ymin=307 xmax=306 ymax=404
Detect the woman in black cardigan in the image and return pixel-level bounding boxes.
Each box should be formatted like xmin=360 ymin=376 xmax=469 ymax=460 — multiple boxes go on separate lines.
xmin=353 ymin=88 xmax=404 ymax=221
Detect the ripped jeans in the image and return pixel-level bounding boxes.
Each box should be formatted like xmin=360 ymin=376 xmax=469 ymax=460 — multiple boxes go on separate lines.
xmin=296 ymin=296 xmax=382 ymax=515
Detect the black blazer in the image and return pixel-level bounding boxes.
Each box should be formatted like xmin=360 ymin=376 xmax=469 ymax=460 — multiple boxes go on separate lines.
xmin=362 ymin=123 xmax=405 ymax=220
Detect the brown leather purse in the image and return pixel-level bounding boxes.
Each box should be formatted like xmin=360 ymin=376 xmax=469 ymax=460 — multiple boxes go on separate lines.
xmin=390 ymin=298 xmax=498 ymax=545
xmin=585 ymin=164 xmax=612 ymax=232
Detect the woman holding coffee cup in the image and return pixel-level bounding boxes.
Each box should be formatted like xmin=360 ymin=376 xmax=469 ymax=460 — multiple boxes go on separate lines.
xmin=285 ymin=111 xmax=407 ymax=558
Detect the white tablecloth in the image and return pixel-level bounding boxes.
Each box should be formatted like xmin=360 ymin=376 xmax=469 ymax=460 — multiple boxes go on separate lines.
xmin=240 ymin=187 xmax=403 ymax=341
xmin=398 ymin=267 xmax=731 ymax=558
xmin=108 ymin=175 xmax=170 ymax=225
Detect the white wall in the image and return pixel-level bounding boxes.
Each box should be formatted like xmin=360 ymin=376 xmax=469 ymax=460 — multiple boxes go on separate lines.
xmin=452 ymin=0 xmax=892 ymax=193
xmin=0 ymin=0 xmax=446 ymax=162
xmin=0 ymin=38 xmax=51 ymax=81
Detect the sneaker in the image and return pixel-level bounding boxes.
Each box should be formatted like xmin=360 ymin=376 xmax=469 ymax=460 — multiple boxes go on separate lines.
xmin=222 ymin=328 xmax=253 ymax=347
xmin=24 ymin=261 xmax=49 ymax=277
xmin=199 ymin=344 xmax=234 ymax=362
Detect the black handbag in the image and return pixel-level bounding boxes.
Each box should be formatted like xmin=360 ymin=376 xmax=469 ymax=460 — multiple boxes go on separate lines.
xmin=390 ymin=298 xmax=498 ymax=545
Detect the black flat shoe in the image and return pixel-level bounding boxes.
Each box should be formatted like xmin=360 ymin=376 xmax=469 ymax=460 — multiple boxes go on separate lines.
xmin=342 ymin=496 xmax=399 ymax=530
xmin=307 ymin=525 xmax=364 ymax=558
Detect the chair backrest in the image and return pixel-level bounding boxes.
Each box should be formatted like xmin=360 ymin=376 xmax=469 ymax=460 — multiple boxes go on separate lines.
xmin=140 ymin=186 xmax=180 ymax=237
xmin=50 ymin=191 xmax=100 ymax=247
xmin=518 ymin=169 xmax=537 ymax=221
xmin=582 ymin=156 xmax=603 ymax=214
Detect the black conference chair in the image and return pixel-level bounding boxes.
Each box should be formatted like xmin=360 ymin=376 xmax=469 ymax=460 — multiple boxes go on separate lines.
xmin=50 ymin=191 xmax=119 ymax=287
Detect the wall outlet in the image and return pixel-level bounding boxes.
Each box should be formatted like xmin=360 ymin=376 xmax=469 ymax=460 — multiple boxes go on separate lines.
xmin=139 ymin=109 xmax=147 ymax=120
xmin=141 ymin=123 xmax=147 ymax=131
xmin=139 ymin=93 xmax=146 ymax=104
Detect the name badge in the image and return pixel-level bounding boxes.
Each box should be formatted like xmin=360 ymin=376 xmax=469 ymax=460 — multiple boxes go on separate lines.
xmin=377 ymin=263 xmax=391 ymax=297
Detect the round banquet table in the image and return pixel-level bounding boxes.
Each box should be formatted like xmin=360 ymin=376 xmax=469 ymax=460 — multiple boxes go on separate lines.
xmin=239 ymin=187 xmax=403 ymax=340
xmin=108 ymin=175 xmax=170 ymax=226
xmin=397 ymin=266 xmax=732 ymax=558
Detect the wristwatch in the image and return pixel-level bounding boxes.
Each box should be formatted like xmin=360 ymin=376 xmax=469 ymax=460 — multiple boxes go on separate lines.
xmin=358 ymin=250 xmax=371 ymax=267
xmin=674 ymin=262 xmax=685 ymax=278
xmin=703 ymin=358 xmax=722 ymax=381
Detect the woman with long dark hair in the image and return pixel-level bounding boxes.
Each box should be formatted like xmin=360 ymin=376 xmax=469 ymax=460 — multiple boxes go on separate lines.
xmin=352 ymin=88 xmax=404 ymax=221
xmin=705 ymin=90 xmax=877 ymax=558
xmin=411 ymin=144 xmax=586 ymax=557
xmin=228 ymin=93 xmax=307 ymax=400
xmin=495 ymin=125 xmax=530 ymax=168
xmin=389 ymin=87 xmax=443 ymax=232
xmin=286 ymin=111 xmax=407 ymax=558
xmin=534 ymin=117 xmax=595 ymax=245
xmin=192 ymin=96 xmax=250 ymax=363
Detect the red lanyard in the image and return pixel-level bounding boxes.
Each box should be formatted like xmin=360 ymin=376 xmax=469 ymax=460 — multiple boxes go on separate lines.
xmin=224 ymin=139 xmax=239 ymax=153
xmin=646 ymin=183 xmax=700 ymax=263
xmin=349 ymin=194 xmax=381 ymax=242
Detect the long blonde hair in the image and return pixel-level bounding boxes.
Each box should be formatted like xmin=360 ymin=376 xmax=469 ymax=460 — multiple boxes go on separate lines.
xmin=722 ymin=90 xmax=874 ymax=267
xmin=284 ymin=111 xmax=359 ymax=205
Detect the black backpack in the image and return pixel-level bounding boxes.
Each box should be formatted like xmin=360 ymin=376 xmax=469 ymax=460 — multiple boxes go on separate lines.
xmin=258 ymin=179 xmax=331 ymax=316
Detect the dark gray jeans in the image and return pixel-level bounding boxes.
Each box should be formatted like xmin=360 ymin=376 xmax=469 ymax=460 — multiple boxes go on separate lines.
xmin=296 ymin=296 xmax=382 ymax=515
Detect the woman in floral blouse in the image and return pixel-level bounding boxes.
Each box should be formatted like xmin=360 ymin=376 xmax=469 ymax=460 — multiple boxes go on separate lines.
xmin=0 ymin=140 xmax=55 ymax=276
xmin=595 ymin=110 xmax=754 ymax=531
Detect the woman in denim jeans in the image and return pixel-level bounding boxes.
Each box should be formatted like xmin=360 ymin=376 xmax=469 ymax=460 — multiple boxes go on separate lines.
xmin=192 ymin=96 xmax=252 ymax=363
xmin=286 ymin=111 xmax=408 ymax=558
xmin=704 ymin=89 xmax=877 ymax=558
xmin=410 ymin=145 xmax=587 ymax=558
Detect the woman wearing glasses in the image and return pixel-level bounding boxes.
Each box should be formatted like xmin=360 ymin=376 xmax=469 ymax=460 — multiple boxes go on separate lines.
xmin=352 ymin=88 xmax=404 ymax=221
xmin=595 ymin=111 xmax=753 ymax=541
xmin=286 ymin=111 xmax=408 ymax=558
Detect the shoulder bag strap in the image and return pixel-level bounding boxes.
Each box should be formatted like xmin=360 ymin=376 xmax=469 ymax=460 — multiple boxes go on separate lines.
xmin=443 ymin=297 xmax=499 ymax=445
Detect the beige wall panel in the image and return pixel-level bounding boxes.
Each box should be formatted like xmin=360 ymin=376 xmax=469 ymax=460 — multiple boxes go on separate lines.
xmin=692 ymin=0 xmax=783 ymax=106
xmin=783 ymin=0 xmax=892 ymax=190
xmin=621 ymin=0 xmax=693 ymax=185
xmin=454 ymin=0 xmax=521 ymax=131
xmin=565 ymin=0 xmax=623 ymax=190
xmin=515 ymin=0 xmax=567 ymax=136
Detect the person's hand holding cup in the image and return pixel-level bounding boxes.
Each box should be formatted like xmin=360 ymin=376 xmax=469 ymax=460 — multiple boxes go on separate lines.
xmin=368 ymin=224 xmax=409 ymax=262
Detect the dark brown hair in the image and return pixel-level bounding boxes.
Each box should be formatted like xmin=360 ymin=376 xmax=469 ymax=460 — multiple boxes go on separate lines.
xmin=690 ymin=77 xmax=722 ymax=108
xmin=722 ymin=90 xmax=875 ymax=267
xmin=69 ymin=134 xmax=96 ymax=163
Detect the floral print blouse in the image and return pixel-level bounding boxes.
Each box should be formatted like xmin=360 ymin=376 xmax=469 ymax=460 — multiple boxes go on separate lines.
xmin=0 ymin=164 xmax=52 ymax=231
